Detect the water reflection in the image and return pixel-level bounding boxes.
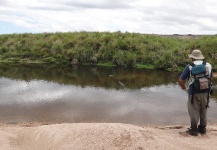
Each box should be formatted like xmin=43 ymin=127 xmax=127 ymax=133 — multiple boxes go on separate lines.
xmin=0 ymin=63 xmax=180 ymax=89
xmin=0 ymin=63 xmax=217 ymax=125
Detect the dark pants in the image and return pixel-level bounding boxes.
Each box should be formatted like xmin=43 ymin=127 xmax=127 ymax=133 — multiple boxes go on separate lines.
xmin=188 ymin=93 xmax=208 ymax=130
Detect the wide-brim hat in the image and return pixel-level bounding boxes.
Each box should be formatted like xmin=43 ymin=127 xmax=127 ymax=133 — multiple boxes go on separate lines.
xmin=188 ymin=49 xmax=205 ymax=59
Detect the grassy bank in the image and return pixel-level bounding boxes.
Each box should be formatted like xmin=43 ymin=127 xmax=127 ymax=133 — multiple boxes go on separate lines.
xmin=0 ymin=32 xmax=216 ymax=71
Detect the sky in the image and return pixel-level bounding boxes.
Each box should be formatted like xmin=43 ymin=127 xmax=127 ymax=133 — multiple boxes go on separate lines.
xmin=1 ymin=0 xmax=217 ymax=35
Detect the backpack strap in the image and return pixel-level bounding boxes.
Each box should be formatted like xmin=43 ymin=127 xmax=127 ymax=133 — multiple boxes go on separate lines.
xmin=203 ymin=60 xmax=211 ymax=108
xmin=206 ymin=93 xmax=210 ymax=108
xmin=190 ymin=62 xmax=195 ymax=67
xmin=202 ymin=60 xmax=206 ymax=65
xmin=189 ymin=62 xmax=195 ymax=104
xmin=191 ymin=85 xmax=194 ymax=104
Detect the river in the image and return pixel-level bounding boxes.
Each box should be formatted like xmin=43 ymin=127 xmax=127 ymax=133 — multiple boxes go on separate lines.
xmin=0 ymin=63 xmax=217 ymax=126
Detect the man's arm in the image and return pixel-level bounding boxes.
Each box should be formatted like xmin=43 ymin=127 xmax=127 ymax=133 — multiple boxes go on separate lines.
xmin=178 ymin=65 xmax=190 ymax=90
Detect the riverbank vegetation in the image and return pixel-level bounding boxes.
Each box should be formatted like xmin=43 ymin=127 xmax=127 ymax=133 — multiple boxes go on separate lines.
xmin=0 ymin=32 xmax=216 ymax=71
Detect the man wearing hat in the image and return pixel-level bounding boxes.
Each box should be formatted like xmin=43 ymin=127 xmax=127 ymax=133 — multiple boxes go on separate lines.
xmin=179 ymin=49 xmax=213 ymax=136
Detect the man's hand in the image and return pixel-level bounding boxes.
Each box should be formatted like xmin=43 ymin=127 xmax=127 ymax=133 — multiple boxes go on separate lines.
xmin=178 ymin=79 xmax=186 ymax=90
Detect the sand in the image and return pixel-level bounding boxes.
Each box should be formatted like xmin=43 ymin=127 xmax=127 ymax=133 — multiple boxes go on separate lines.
xmin=0 ymin=123 xmax=217 ymax=150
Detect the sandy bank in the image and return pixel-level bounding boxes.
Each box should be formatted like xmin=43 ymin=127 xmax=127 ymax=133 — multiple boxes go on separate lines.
xmin=0 ymin=123 xmax=217 ymax=150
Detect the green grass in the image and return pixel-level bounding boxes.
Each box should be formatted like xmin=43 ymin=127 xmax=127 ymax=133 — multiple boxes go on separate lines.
xmin=135 ymin=63 xmax=155 ymax=69
xmin=97 ymin=62 xmax=116 ymax=67
xmin=0 ymin=32 xmax=216 ymax=71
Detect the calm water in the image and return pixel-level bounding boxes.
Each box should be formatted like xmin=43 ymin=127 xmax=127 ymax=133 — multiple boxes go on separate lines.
xmin=0 ymin=63 xmax=217 ymax=126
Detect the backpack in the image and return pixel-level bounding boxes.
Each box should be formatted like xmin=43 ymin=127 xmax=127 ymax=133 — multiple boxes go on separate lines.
xmin=190 ymin=61 xmax=212 ymax=108
xmin=190 ymin=61 xmax=211 ymax=92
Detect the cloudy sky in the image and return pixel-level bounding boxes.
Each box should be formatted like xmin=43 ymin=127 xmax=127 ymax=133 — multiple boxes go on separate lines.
xmin=1 ymin=0 xmax=217 ymax=35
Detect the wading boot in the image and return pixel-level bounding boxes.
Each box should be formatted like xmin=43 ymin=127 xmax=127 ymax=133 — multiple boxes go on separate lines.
xmin=198 ymin=125 xmax=206 ymax=134
xmin=187 ymin=128 xmax=198 ymax=136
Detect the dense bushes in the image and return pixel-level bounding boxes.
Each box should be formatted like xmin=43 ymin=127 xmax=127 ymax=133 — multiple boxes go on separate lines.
xmin=0 ymin=32 xmax=216 ymax=71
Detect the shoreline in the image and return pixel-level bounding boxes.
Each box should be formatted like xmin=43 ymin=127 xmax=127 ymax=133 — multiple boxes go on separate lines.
xmin=1 ymin=122 xmax=217 ymax=150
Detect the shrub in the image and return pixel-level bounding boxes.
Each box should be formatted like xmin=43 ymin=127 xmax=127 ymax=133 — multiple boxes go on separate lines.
xmin=113 ymin=50 xmax=136 ymax=67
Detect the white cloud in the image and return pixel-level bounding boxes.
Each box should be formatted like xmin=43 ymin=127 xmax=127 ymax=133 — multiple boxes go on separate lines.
xmin=0 ymin=0 xmax=217 ymax=34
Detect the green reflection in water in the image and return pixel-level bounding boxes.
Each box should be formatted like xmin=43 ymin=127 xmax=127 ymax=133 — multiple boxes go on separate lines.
xmin=0 ymin=63 xmax=181 ymax=90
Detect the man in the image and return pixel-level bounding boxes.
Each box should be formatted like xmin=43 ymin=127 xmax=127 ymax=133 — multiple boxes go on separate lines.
xmin=179 ymin=49 xmax=212 ymax=136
